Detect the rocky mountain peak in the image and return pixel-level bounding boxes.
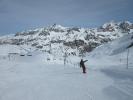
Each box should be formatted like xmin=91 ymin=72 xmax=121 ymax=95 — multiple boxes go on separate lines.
xmin=0 ymin=21 xmax=133 ymax=57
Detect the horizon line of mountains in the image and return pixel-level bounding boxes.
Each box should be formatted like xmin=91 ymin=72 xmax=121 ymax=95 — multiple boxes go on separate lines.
xmin=0 ymin=20 xmax=133 ymax=57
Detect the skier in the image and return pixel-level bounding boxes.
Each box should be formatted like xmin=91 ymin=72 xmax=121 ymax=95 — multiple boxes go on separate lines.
xmin=80 ymin=59 xmax=88 ymax=74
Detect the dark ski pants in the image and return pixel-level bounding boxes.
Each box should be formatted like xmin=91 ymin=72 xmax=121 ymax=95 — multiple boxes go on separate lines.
xmin=82 ymin=67 xmax=86 ymax=73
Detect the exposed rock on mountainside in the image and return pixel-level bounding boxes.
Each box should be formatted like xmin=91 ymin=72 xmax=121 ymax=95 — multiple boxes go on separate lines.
xmin=0 ymin=21 xmax=133 ymax=56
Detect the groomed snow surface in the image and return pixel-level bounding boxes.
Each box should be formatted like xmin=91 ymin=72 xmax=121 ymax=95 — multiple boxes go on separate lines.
xmin=0 ymin=58 xmax=113 ymax=100
xmin=0 ymin=34 xmax=133 ymax=100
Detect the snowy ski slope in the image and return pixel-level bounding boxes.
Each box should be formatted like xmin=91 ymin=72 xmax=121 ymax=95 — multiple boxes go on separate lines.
xmin=0 ymin=33 xmax=133 ymax=100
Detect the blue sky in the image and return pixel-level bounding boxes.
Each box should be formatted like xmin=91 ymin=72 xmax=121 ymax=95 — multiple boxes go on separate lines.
xmin=0 ymin=0 xmax=133 ymax=35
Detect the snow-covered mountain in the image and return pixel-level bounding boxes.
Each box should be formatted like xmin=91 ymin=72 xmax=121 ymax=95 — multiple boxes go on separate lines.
xmin=0 ymin=21 xmax=133 ymax=57
xmin=0 ymin=22 xmax=133 ymax=100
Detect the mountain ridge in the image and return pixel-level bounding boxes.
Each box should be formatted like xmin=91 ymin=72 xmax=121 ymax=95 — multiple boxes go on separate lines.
xmin=0 ymin=21 xmax=133 ymax=57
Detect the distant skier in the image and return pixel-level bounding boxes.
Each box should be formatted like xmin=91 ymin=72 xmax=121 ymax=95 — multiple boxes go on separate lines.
xmin=80 ymin=59 xmax=88 ymax=74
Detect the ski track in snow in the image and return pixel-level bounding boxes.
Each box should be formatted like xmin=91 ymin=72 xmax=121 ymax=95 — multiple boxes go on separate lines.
xmin=0 ymin=58 xmax=115 ymax=100
xmin=0 ymin=46 xmax=133 ymax=100
xmin=101 ymin=68 xmax=133 ymax=100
